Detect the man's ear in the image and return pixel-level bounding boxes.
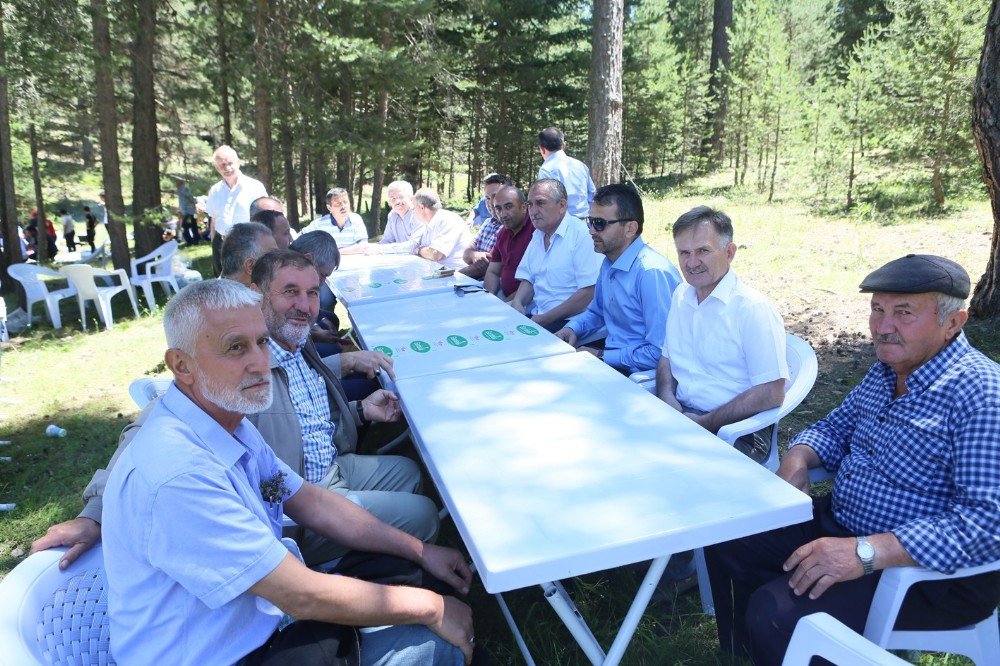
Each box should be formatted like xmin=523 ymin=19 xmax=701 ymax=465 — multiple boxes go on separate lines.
xmin=944 ymin=308 xmax=969 ymax=341
xmin=165 ymin=348 xmax=195 ymax=387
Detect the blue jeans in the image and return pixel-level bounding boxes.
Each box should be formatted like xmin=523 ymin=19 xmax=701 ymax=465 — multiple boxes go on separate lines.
xmin=360 ymin=625 xmax=464 ymax=666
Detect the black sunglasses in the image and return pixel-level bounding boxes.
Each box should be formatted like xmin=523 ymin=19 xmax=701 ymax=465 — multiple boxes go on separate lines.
xmin=584 ymin=217 xmax=632 ymax=232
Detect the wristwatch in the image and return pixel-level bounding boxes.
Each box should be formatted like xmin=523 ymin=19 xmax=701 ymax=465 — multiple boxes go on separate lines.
xmin=856 ymin=536 xmax=875 ymax=575
xmin=355 ymin=401 xmax=368 ymax=425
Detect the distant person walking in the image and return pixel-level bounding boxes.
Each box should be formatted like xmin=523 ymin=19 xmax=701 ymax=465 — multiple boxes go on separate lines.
xmin=60 ymin=208 xmax=77 ymax=252
xmin=83 ymin=206 xmax=98 ymax=252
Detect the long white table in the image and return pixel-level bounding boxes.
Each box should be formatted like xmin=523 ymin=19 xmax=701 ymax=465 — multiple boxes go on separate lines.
xmin=328 ymin=254 xmax=478 ymax=306
xmin=347 ymin=289 xmax=573 ymax=383
xmin=394 ymin=352 xmax=812 ymax=664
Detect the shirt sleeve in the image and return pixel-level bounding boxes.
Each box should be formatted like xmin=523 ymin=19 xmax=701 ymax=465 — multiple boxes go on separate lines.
xmin=146 ymin=472 xmax=290 ymax=610
xmin=566 ymin=271 xmax=605 ymax=340
xmin=571 ymin=233 xmax=601 ymax=288
xmin=514 ymin=239 xmax=536 ymax=283
xmin=790 ymin=386 xmax=860 ymax=472
xmin=204 ymin=184 xmax=221 ymax=220
xmin=428 ymin=221 xmax=465 ymax=256
xmin=741 ymin=300 xmax=789 ymax=386
xmin=892 ymin=404 xmax=1000 ymax=573
xmin=347 ymin=215 xmax=369 ymax=246
xmin=604 ymin=266 xmax=680 ymax=373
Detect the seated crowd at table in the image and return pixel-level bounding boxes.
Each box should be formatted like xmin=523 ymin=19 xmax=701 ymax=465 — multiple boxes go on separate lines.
xmin=27 ymin=127 xmax=1000 ymax=665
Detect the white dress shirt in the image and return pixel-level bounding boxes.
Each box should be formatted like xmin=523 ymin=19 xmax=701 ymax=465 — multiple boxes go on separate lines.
xmin=514 ymin=214 xmax=602 ymax=315
xmin=204 ymin=172 xmax=268 ymax=237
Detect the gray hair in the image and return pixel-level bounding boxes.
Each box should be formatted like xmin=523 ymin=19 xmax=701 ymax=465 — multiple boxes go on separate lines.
xmin=212 ymin=144 xmax=238 ymax=163
xmin=220 ymin=222 xmax=273 ymax=279
xmin=290 ymin=230 xmax=340 ymax=270
xmin=164 ymin=280 xmax=261 ymax=354
xmin=672 ymin=206 xmax=734 ymax=246
xmin=413 ymin=187 xmax=442 ymax=211
xmin=387 ymin=181 xmax=414 ymax=198
xmin=528 ymin=178 xmax=567 ymax=204
xmin=326 ymin=187 xmax=350 ymax=204
xmin=936 ymin=293 xmax=966 ymax=325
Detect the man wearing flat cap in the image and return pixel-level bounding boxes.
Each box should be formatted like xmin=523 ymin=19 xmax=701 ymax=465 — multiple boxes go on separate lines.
xmin=705 ymin=254 xmax=1000 ymax=665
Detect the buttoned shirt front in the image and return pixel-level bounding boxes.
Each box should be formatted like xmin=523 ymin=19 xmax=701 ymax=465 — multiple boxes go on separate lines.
xmin=301 ymin=212 xmax=369 ymax=249
xmin=472 ymin=217 xmax=502 ymax=253
xmin=269 ymin=339 xmax=336 ymax=483
xmin=102 ymin=383 xmax=304 ymax=665
xmin=414 ymin=209 xmax=471 ymax=270
xmin=381 ymin=208 xmax=421 ymax=245
xmin=664 ymin=269 xmax=788 ymax=412
xmin=792 ymin=332 xmax=1000 ymax=573
xmin=205 ymin=171 xmax=268 ymax=237
xmin=514 ymin=214 xmax=602 ymax=315
xmin=537 ymin=150 xmax=597 ymax=218
xmin=567 ymin=237 xmax=682 ymax=373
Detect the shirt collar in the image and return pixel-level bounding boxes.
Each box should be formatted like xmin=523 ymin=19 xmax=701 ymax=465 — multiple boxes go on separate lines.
xmin=880 ymin=330 xmax=972 ymax=394
xmin=542 ymin=150 xmax=565 ymax=165
xmin=268 ymin=338 xmax=304 ymax=369
xmin=160 ymin=382 xmax=251 ymax=468
xmin=610 ymin=237 xmax=646 ymax=273
xmin=679 ymin=268 xmax=737 ymax=307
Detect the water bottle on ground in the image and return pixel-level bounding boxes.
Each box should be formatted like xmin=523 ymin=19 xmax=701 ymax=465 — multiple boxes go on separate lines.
xmin=45 ymin=424 xmax=67 ymax=438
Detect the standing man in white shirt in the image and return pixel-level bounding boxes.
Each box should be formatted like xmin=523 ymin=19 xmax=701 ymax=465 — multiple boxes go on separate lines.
xmin=656 ymin=206 xmax=788 ymax=462
xmin=204 ymin=145 xmax=268 ymax=277
xmin=536 ymin=127 xmax=596 ymax=219
xmin=511 ymin=178 xmax=602 ymax=332
xmin=301 ymin=187 xmax=370 ymax=255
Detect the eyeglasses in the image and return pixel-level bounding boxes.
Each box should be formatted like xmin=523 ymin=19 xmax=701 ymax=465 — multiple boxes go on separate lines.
xmin=584 ymin=217 xmax=632 ymax=232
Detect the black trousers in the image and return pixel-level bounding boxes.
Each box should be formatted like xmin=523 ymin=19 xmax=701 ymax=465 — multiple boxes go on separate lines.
xmin=705 ymin=495 xmax=1000 ymax=665
xmin=212 ymin=232 xmax=224 ymax=277
xmin=64 ymin=230 xmax=76 ymax=251
xmin=181 ymin=213 xmax=199 ymax=245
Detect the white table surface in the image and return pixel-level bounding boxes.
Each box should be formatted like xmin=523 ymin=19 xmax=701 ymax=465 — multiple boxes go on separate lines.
xmin=396 ymin=352 xmax=812 ymax=594
xmin=328 ymin=254 xmax=478 ymax=306
xmin=348 ymin=290 xmax=574 ymax=382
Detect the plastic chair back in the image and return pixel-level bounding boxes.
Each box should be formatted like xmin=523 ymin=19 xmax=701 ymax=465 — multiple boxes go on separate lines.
xmin=7 ymin=264 xmax=61 ymax=303
xmin=128 ymin=377 xmax=172 ymax=409
xmin=783 ymin=613 xmax=908 ymax=665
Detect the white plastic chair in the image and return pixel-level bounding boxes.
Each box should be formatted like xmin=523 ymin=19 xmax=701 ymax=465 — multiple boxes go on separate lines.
xmin=77 ymin=241 xmax=109 ymax=268
xmin=0 ymin=544 xmax=114 ymax=666
xmin=129 ymin=240 xmax=180 ymax=310
xmin=6 ymin=264 xmax=78 ymax=329
xmin=783 ymin=613 xmax=908 ymax=665
xmin=128 ymin=377 xmax=172 ymax=408
xmin=59 ymin=264 xmax=139 ymax=331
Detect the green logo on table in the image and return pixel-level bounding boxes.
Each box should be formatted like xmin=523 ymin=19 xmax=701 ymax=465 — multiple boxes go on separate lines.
xmin=410 ymin=340 xmax=431 ymax=353
xmin=374 ymin=345 xmax=393 ymax=357
xmin=481 ymin=329 xmax=504 ymax=342
xmin=516 ymin=325 xmax=540 ymax=336
xmin=446 ymin=335 xmax=468 ymax=348
xmin=368 ymin=282 xmax=382 ymax=288
xmin=392 ymin=278 xmax=408 ymax=284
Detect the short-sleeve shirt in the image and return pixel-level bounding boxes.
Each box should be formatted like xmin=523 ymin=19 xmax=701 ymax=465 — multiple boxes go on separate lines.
xmin=663 ymin=269 xmax=788 ymax=412
xmin=301 ymin=212 xmax=369 ymax=248
xmin=381 ymin=208 xmax=421 ymax=245
xmin=537 ymin=150 xmax=597 ymax=219
xmin=514 ymin=214 xmax=602 ymax=314
xmin=472 ymin=218 xmax=502 ymax=253
xmin=102 ymin=383 xmax=304 ymax=664
xmin=416 ymin=209 xmax=471 ymax=270
xmin=489 ymin=215 xmax=534 ymax=297
xmin=61 ymin=214 xmax=75 ymax=233
xmin=205 ymin=172 xmax=269 ymax=237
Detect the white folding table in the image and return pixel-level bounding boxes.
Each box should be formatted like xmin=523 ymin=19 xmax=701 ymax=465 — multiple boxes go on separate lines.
xmin=347 ymin=289 xmax=573 ymax=384
xmin=328 ymin=254 xmax=478 ymax=306
xmin=395 ymin=352 xmax=812 ymax=665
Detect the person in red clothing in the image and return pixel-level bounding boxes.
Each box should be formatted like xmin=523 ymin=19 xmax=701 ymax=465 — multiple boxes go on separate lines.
xmin=483 ymin=186 xmax=534 ymax=301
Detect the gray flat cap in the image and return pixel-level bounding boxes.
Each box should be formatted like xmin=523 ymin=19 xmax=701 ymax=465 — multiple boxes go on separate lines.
xmin=859 ymin=254 xmax=969 ymax=299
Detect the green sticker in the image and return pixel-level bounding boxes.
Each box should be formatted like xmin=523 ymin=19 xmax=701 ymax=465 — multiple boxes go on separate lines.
xmin=368 ymin=282 xmax=382 ymax=288
xmin=481 ymin=329 xmax=504 ymax=342
xmin=516 ymin=324 xmax=540 ymax=336
xmin=374 ymin=345 xmax=393 ymax=357
xmin=410 ymin=340 xmax=431 ymax=353
xmin=392 ymin=278 xmax=408 ymax=284
xmin=446 ymin=335 xmax=468 ymax=348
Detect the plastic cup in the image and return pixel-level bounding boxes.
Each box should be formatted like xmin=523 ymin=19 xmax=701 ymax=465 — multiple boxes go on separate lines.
xmin=45 ymin=425 xmax=68 ymax=438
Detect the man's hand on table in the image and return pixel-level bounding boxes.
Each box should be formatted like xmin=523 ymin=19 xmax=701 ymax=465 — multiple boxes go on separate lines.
xmin=361 ymin=390 xmax=402 ymax=422
xmin=783 ymin=536 xmax=863 ymax=599
xmin=30 ymin=517 xmax=101 ymax=569
xmin=554 ymin=327 xmax=577 ymax=346
xmin=342 ymin=350 xmax=395 ymax=381
xmin=428 ymin=595 xmax=475 ymax=665
xmin=510 ymin=300 xmax=527 ymax=316
xmin=363 ymin=244 xmax=384 ymax=256
xmin=577 ymin=346 xmax=601 ymax=359
xmin=419 ymin=543 xmax=473 ymax=596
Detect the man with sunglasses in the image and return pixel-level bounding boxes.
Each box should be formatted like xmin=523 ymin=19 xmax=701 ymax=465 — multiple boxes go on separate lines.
xmin=511 ymin=179 xmax=602 ymax=332
xmin=554 ymin=184 xmax=681 ymax=374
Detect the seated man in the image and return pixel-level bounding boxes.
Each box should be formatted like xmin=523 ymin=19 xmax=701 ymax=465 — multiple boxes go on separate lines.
xmin=483 ymin=185 xmax=533 ymax=302
xmin=220 ymin=222 xmax=277 ymax=286
xmin=656 ymin=206 xmax=787 ymax=462
xmin=378 ymin=180 xmax=422 ymax=248
xmin=250 ymin=208 xmax=293 ymax=249
xmin=409 ymin=188 xmax=470 ymax=270
xmin=511 ymin=178 xmax=601 ymax=332
xmin=249 ymin=195 xmax=284 ymax=218
xmin=302 ymin=187 xmax=369 ymax=255
xmin=290 ymin=230 xmax=346 ymax=358
xmin=100 ymin=279 xmax=475 ymax=664
xmin=706 ymin=254 xmax=1000 ymax=665
xmin=459 ymin=173 xmax=510 ymax=279
xmin=555 ymin=184 xmax=681 ymax=374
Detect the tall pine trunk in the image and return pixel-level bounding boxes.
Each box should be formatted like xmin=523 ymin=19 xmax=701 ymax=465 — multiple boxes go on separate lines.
xmin=91 ymin=0 xmax=129 ymax=271
xmin=0 ymin=0 xmax=22 ymax=279
xmin=254 ymin=0 xmax=273 ymax=192
xmin=588 ymin=0 xmax=624 ymax=187
xmin=215 ymin=0 xmax=233 ymax=145
xmin=130 ymin=0 xmax=162 ymax=260
xmin=28 ymin=124 xmax=47 ymax=263
xmin=707 ymin=0 xmax=732 ymax=163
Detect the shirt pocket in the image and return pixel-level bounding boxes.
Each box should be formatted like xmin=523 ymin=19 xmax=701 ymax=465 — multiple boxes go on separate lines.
xmin=867 ymin=409 xmax=950 ymax=494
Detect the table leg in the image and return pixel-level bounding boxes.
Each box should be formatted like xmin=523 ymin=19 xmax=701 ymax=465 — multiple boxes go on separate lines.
xmin=602 ymin=555 xmax=669 ymax=664
xmin=494 ymin=591 xmax=538 ymax=666
xmin=542 ymin=580 xmax=606 ymax=664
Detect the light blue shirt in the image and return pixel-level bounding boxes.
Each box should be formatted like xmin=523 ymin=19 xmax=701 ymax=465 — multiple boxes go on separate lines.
xmin=537 ymin=150 xmax=596 ymax=218
xmin=102 ymin=383 xmax=304 ymax=665
xmin=566 ymin=237 xmax=681 ymax=373
xmin=302 ymin=212 xmax=369 ymax=247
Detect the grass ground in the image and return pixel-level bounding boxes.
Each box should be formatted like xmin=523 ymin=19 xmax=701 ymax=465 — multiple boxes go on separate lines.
xmin=1 ymin=171 xmax=997 ymax=664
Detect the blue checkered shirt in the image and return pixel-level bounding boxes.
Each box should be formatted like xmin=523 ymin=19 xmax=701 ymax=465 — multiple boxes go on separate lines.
xmin=269 ymin=340 xmax=336 ymax=483
xmin=792 ymin=331 xmax=1000 ymax=573
xmin=472 ymin=217 xmax=502 ymax=253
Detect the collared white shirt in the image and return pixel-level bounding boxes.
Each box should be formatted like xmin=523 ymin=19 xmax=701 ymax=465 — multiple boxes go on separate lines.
xmin=414 ymin=209 xmax=471 ymax=269
xmin=664 ymin=269 xmax=788 ymax=412
xmin=301 ymin=212 xmax=369 ymax=248
xmin=205 ymin=171 xmax=268 ymax=237
xmin=381 ymin=208 xmax=421 ymax=245
xmin=537 ymin=150 xmax=597 ymax=218
xmin=514 ymin=214 xmax=602 ymax=315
